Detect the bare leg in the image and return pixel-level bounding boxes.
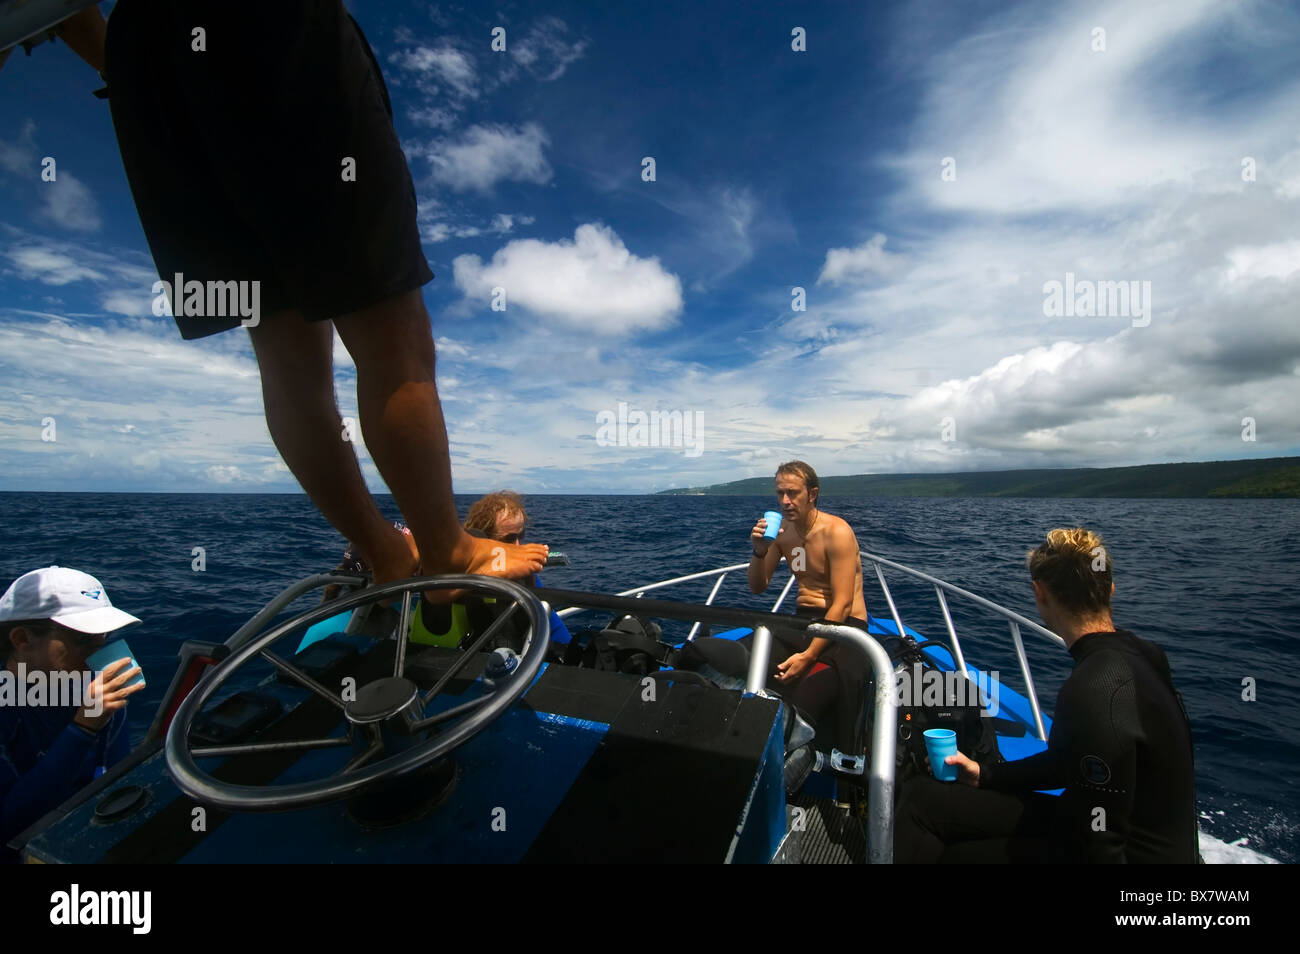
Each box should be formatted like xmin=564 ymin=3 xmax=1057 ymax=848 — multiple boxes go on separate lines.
xmin=247 ymin=311 xmax=415 ymax=580
xmin=55 ymin=6 xmax=107 ymax=74
xmin=332 ymin=289 xmax=548 ymax=581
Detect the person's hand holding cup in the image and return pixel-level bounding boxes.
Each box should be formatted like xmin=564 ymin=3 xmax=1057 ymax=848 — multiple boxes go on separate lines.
xmin=75 ymin=642 xmax=146 ymax=733
xmin=945 ymin=752 xmax=981 ymax=787
xmin=751 ymin=510 xmax=783 ymax=556
xmin=921 ymin=730 xmax=982 ymax=787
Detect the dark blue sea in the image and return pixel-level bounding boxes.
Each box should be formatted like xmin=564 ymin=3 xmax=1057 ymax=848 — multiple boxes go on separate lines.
xmin=2 ymin=492 xmax=1296 ymax=862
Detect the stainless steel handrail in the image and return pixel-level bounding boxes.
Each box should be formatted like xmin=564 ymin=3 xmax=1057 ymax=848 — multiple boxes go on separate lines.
xmin=556 ymin=559 xmax=797 ymax=622
xmin=551 ymin=548 xmax=1062 ymax=743
xmin=808 ymin=622 xmax=897 ymax=864
xmin=618 ymin=562 xmax=752 ymax=598
xmin=859 ymin=550 xmax=1062 ymax=647
xmin=769 ymin=571 xmax=798 ymax=613
xmin=738 ymin=620 xmax=896 ymax=863
xmin=858 ymin=549 xmax=1060 ymax=740
xmin=685 ymin=573 xmax=729 ymax=642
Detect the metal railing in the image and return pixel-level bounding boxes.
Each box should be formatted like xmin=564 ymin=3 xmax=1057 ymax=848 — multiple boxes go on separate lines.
xmin=544 ymin=549 xmax=1069 ymax=862
xmin=556 ymin=551 xmax=1064 ymax=742
xmin=555 ymin=561 xmax=797 ymax=634
xmin=858 ymin=550 xmax=1062 ymax=741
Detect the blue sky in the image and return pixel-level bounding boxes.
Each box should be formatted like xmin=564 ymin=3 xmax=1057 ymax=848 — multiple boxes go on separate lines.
xmin=2 ymin=0 xmax=1298 ymax=493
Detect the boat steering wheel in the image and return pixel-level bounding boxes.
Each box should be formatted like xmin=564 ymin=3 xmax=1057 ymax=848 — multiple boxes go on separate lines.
xmin=165 ymin=575 xmax=549 ymax=811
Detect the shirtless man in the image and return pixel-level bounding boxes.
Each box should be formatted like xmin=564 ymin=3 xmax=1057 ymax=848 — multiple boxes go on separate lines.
xmin=747 ymin=461 xmax=869 ymax=753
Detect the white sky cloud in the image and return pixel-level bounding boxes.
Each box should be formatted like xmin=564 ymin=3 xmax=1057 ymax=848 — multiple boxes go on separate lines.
xmin=818 ymin=233 xmax=904 ymax=285
xmin=392 ymin=16 xmax=586 ymax=118
xmin=425 ymin=123 xmax=551 ymax=193
xmin=451 ymin=223 xmax=683 ymax=334
xmin=408 ymin=106 xmax=457 ymax=129
xmin=1221 ymin=240 xmax=1300 ymax=285
xmin=419 ymin=210 xmax=533 ymax=244
xmin=510 ymin=17 xmax=588 ymax=81
xmin=0 ymin=121 xmax=102 ymax=232
xmin=391 ymin=44 xmax=479 ymax=99
xmin=100 ymin=290 xmax=153 ymax=316
xmin=42 ymin=171 xmax=100 ymax=232
xmin=891 ymin=0 xmax=1300 ymax=214
xmin=749 ymin=0 xmax=1300 ymax=479
xmin=0 ymin=119 xmax=37 ymax=175
xmin=8 ymin=247 xmax=105 ymax=285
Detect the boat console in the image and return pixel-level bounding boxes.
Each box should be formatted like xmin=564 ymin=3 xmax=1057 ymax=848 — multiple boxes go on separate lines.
xmin=20 ymin=575 xmax=798 ymax=863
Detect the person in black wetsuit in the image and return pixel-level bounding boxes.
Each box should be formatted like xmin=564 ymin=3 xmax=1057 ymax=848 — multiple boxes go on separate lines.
xmin=893 ymin=528 xmax=1198 ymax=863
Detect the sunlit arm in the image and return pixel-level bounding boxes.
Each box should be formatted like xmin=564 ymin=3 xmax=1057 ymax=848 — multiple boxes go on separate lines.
xmin=748 ymin=542 xmax=779 ymax=593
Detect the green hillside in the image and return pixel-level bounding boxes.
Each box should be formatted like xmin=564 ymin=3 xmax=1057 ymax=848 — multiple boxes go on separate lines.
xmin=658 ymin=457 xmax=1300 ymax=498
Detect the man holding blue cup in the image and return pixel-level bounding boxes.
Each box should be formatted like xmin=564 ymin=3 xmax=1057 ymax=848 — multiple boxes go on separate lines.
xmin=0 ymin=566 xmax=145 ymax=861
xmin=748 ymin=461 xmax=871 ymax=757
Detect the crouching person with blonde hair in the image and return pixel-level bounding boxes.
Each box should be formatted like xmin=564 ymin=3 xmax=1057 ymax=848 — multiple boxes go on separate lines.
xmin=893 ymin=529 xmax=1198 ymax=863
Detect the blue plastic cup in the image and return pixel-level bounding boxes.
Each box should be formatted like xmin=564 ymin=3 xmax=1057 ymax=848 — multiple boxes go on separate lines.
xmin=85 ymin=639 xmax=146 ymax=690
xmin=762 ymin=510 xmax=783 ymax=539
xmin=923 ymin=728 xmax=958 ymax=782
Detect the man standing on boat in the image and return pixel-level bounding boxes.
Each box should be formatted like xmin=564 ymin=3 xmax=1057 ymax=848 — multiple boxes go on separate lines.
xmin=31 ymin=2 xmax=549 ymax=589
xmin=748 ymin=461 xmax=870 ymax=755
xmin=893 ymin=528 xmax=1199 ymax=863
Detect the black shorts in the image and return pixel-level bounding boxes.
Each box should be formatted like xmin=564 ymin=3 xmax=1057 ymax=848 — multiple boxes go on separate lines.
xmin=105 ymin=0 xmax=433 ymax=338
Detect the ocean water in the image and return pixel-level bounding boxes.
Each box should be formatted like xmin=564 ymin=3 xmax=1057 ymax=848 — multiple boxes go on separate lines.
xmin=1 ymin=491 xmax=1296 ymax=862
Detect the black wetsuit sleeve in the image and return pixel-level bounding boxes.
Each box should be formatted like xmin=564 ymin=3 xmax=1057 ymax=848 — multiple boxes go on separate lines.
xmin=980 ymin=743 xmax=1066 ymax=792
xmin=980 ymin=688 xmax=1070 ymax=792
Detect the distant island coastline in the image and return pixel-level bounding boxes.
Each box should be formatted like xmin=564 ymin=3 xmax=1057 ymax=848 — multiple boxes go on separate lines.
xmin=656 ymin=456 xmax=1300 ymax=498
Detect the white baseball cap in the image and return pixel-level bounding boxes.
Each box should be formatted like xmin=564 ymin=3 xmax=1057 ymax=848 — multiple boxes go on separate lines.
xmin=0 ymin=566 xmax=141 ymax=635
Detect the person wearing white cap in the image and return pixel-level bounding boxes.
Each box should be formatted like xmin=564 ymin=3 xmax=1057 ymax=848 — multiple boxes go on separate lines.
xmin=0 ymin=567 xmax=144 ymax=861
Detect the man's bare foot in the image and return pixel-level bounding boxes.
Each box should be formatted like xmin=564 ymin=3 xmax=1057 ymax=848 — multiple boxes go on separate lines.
xmin=369 ymin=526 xmax=420 ymax=586
xmin=415 ymin=536 xmax=544 ymax=606
xmin=423 ymin=533 xmax=548 ymax=580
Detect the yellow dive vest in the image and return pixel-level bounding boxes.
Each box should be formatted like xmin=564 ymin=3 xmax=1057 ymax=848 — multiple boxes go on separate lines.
xmin=409 ymin=598 xmax=471 ymax=647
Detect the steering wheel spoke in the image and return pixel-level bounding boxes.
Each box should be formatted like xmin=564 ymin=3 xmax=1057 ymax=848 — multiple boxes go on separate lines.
xmin=420 ymin=599 xmax=521 ymax=707
xmin=336 ymin=737 xmax=385 ymax=776
xmin=393 ymin=590 xmax=413 ymax=679
xmin=259 ymin=649 xmax=347 ymax=709
xmin=191 ymin=736 xmax=353 ymax=759
xmin=411 ymin=694 xmax=493 ymax=733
